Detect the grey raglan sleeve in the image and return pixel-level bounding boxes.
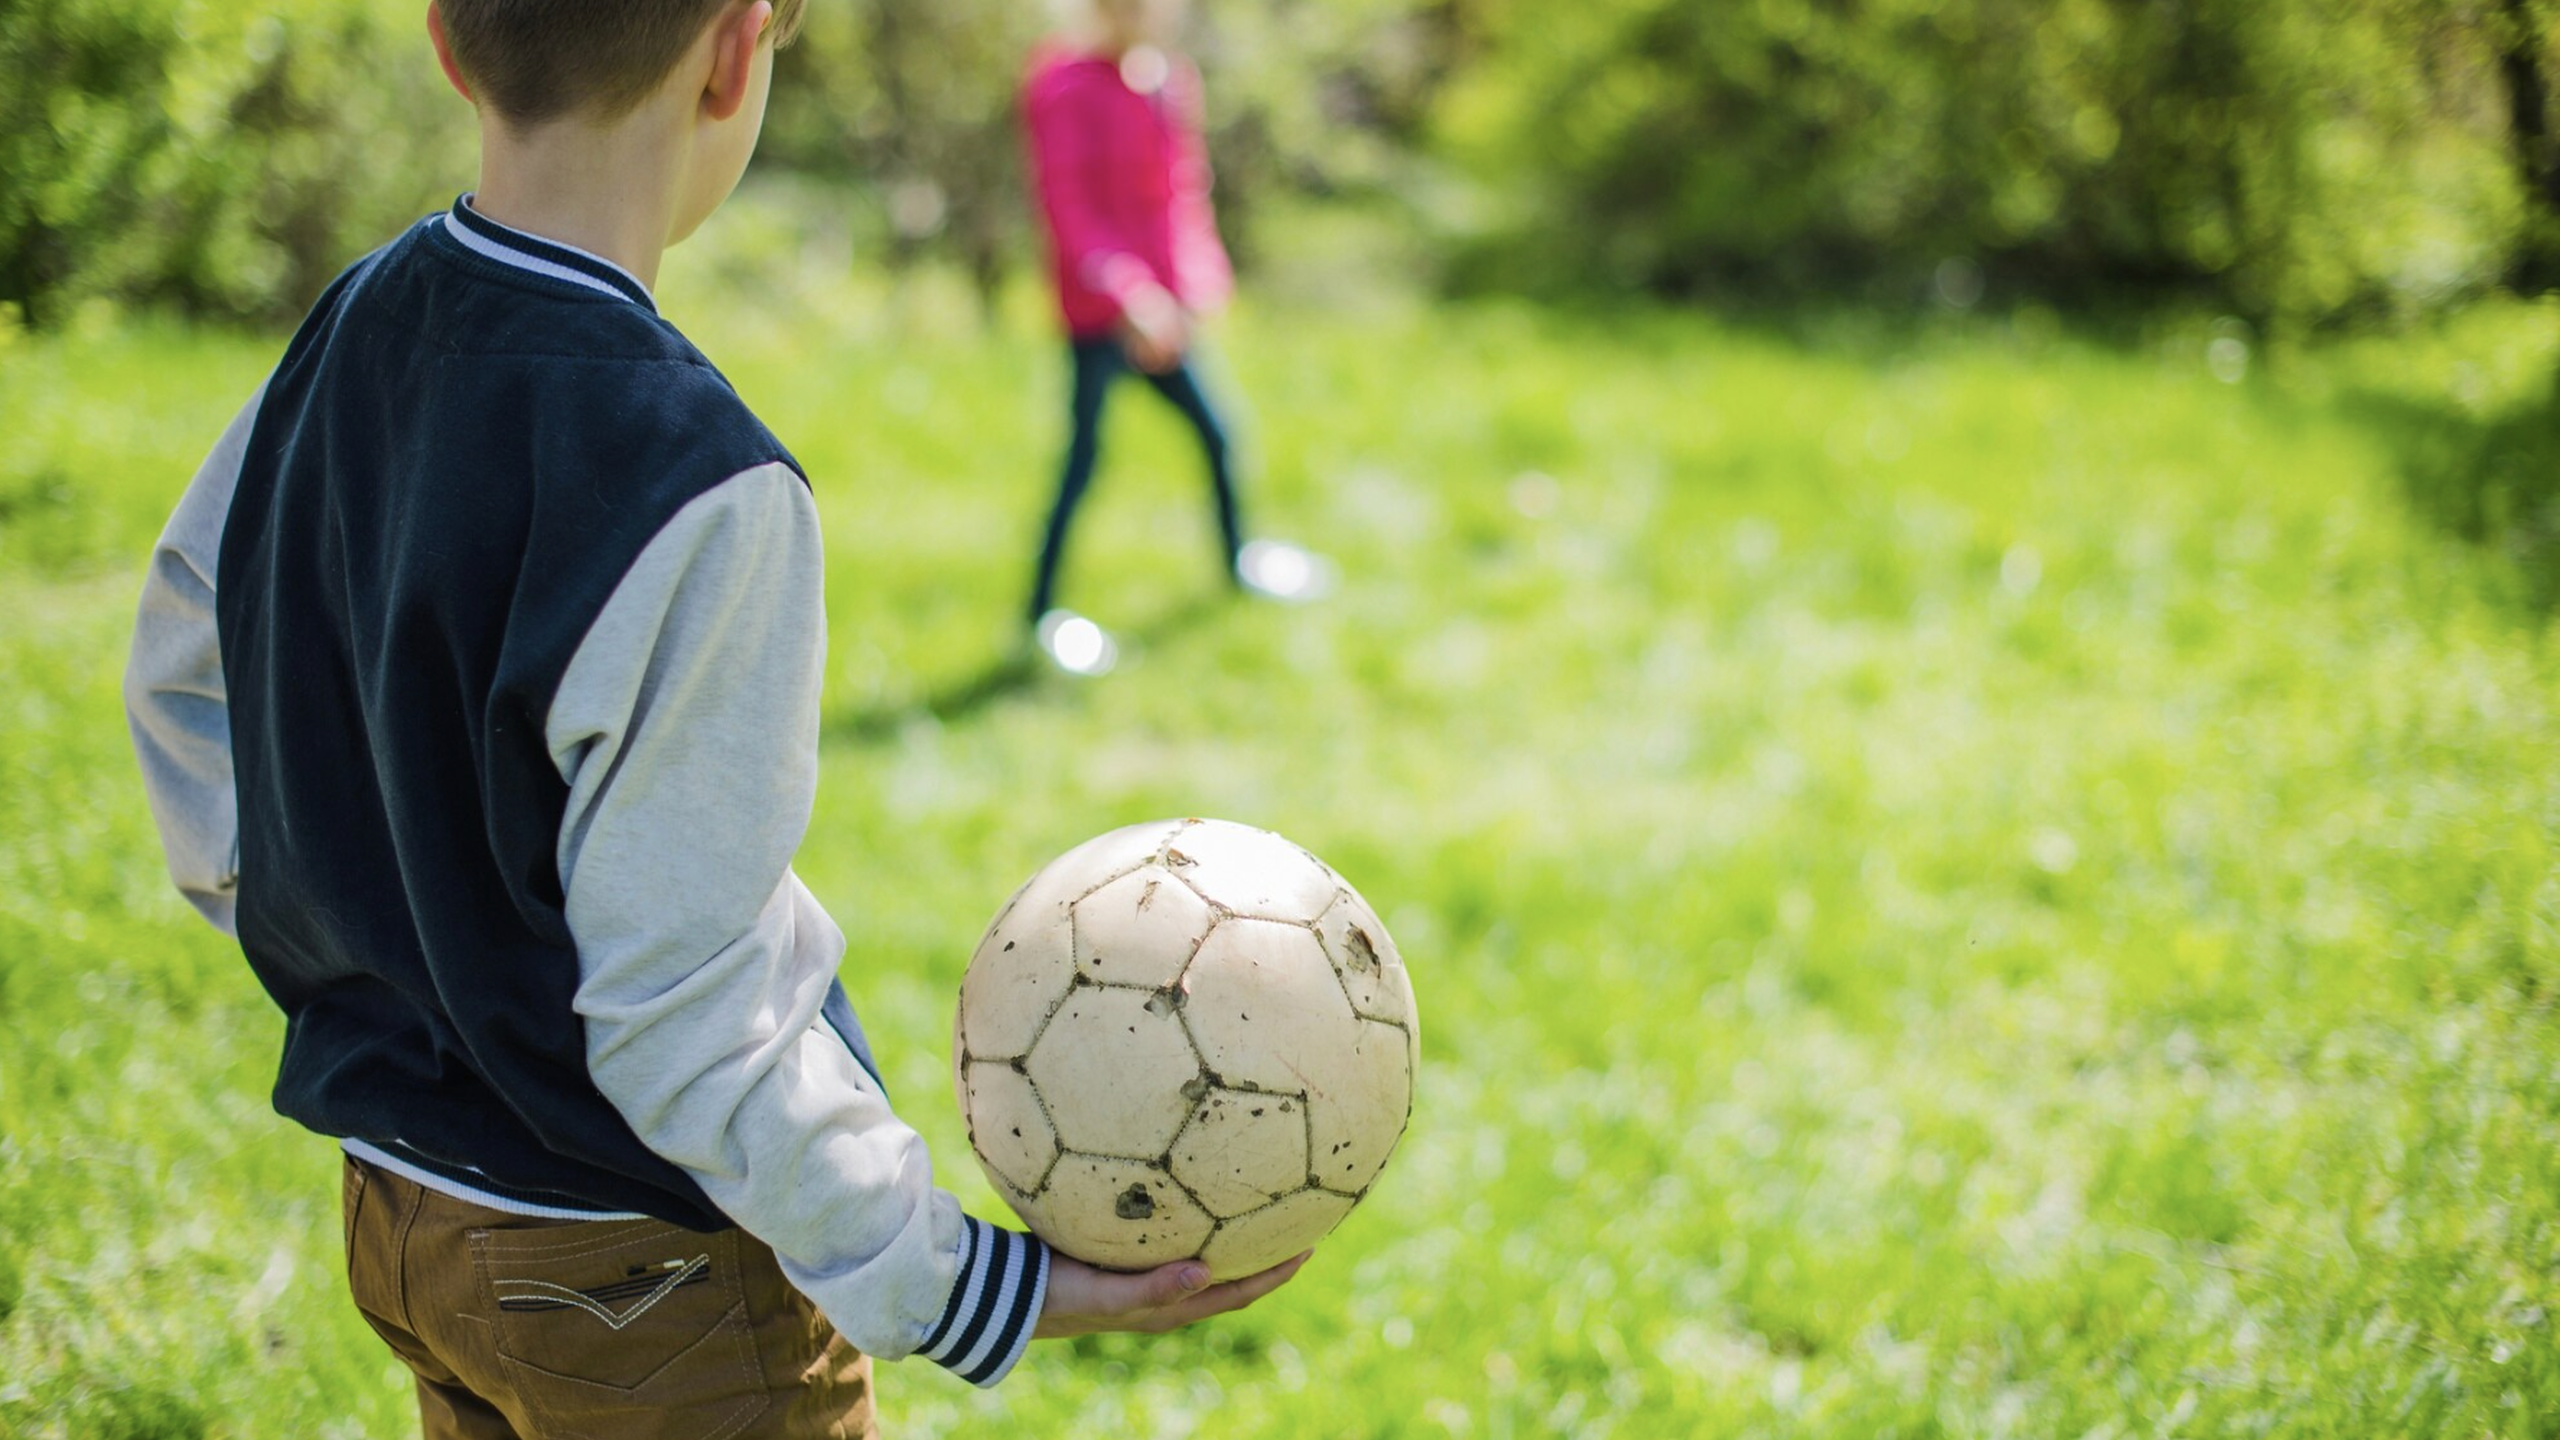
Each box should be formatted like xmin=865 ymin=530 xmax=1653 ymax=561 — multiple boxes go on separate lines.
xmin=125 ymin=383 xmax=265 ymax=937
xmin=547 ymin=464 xmax=1049 ymax=1387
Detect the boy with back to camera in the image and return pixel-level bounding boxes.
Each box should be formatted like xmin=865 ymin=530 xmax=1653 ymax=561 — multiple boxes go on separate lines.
xmin=122 ymin=2 xmax=1306 ymax=1434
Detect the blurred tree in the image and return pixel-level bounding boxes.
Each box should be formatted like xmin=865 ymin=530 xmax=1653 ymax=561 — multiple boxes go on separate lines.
xmin=2496 ymin=0 xmax=2560 ymax=286
xmin=1 ymin=0 xmax=2546 ymax=330
xmin=759 ymin=0 xmax=1040 ymax=314
xmin=0 ymin=0 xmax=465 ymax=327
xmin=1432 ymin=0 xmax=2528 ymax=327
xmin=1185 ymin=0 xmax=1461 ymax=267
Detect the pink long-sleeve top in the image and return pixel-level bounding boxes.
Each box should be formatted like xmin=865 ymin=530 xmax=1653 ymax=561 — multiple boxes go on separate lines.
xmin=1023 ymin=43 xmax=1235 ymax=339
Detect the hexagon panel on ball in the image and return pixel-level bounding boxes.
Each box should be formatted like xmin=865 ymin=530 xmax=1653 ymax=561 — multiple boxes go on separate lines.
xmin=1315 ymin=887 xmax=1415 ymax=1029
xmin=1199 ymin=1190 xmax=1356 ymax=1281
xmin=1054 ymin=818 xmax=1194 ymax=885
xmin=1161 ymin=820 xmax=1338 ymax=923
xmin=959 ymin=1059 xmax=1059 ymax=1198
xmin=1072 ymin=865 xmax=1217 ymax=990
xmin=958 ymin=876 xmax=1080 ymax=1063
xmin=1183 ymin=918 xmax=1360 ymax=1095
xmin=1305 ymin=1019 xmax=1411 ymax=1193
xmin=1025 ymin=1155 xmax=1215 ymax=1270
xmin=1168 ymin=1087 xmax=1308 ymax=1217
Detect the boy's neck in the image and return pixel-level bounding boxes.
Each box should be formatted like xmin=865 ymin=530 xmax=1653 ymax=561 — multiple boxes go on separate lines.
xmin=468 ymin=112 xmax=691 ymax=293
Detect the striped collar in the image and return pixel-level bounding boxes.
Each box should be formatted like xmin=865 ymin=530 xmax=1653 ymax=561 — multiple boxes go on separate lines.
xmin=439 ymin=194 xmax=656 ymax=311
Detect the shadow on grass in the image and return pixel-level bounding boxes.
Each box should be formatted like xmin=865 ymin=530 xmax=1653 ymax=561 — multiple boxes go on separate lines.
xmin=2340 ymin=384 xmax=2560 ymax=616
xmin=825 ymin=591 xmax=1225 ymax=744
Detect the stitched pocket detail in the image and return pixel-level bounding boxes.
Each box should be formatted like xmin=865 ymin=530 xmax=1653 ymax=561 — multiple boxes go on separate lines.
xmin=472 ymin=1221 xmax=769 ymax=1440
xmin=492 ymin=1252 xmax=712 ymax=1328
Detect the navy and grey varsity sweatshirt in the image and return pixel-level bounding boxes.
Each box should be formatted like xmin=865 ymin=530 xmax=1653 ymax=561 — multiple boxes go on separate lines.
xmin=123 ymin=198 xmax=1047 ymax=1385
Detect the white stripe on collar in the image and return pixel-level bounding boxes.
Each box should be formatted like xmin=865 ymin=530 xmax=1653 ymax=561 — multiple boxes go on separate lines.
xmin=442 ymin=196 xmax=654 ymax=306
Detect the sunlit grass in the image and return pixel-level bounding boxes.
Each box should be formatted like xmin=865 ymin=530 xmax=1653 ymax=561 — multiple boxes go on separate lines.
xmin=2 ymin=207 xmax=2556 ymax=1436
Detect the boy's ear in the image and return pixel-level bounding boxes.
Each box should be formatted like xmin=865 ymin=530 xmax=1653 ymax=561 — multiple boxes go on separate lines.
xmin=702 ymin=0 xmax=775 ymax=122
xmin=426 ymin=2 xmax=476 ymax=105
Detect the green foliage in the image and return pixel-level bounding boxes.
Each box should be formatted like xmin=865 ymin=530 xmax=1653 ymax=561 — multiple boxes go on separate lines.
xmin=1179 ymin=0 xmax=1458 ymax=261
xmin=2318 ymin=297 xmax=2560 ymax=606
xmin=759 ymin=0 xmax=1044 ymax=303
xmin=1436 ymin=0 xmax=2532 ymax=326
xmin=0 ymin=0 xmax=467 ymax=327
xmin=4 ymin=212 xmax=2558 ymax=1431
xmin=4 ymin=0 xmax=2550 ymax=328
xmin=0 ymin=0 xmax=1451 ymax=325
xmin=2495 ymin=0 xmax=2560 ymax=283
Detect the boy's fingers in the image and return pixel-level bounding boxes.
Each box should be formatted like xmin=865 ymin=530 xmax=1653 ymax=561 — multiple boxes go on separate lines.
xmin=1134 ymin=1260 xmax=1213 ymax=1309
xmin=1157 ymin=1250 xmax=1311 ymax=1325
xmin=1071 ymin=1258 xmax=1209 ymax=1320
xmin=1043 ymin=1250 xmax=1310 ymax=1335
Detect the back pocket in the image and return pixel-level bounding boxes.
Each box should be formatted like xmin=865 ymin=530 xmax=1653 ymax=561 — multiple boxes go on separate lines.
xmin=472 ymin=1221 xmax=769 ymax=1440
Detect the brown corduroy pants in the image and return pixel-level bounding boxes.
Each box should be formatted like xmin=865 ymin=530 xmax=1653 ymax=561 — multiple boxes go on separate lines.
xmin=341 ymin=1155 xmax=881 ymax=1440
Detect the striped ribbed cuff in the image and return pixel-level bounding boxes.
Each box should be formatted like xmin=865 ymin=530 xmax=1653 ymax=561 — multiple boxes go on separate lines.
xmin=916 ymin=1217 xmax=1049 ymax=1387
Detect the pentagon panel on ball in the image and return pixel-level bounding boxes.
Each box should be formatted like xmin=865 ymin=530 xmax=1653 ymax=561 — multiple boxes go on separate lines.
xmin=1025 ymin=987 xmax=1200 ymax=1155
xmin=954 ymin=819 xmax=1419 ymax=1281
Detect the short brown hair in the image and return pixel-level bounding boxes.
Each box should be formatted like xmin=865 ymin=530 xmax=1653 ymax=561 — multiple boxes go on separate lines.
xmin=438 ymin=0 xmax=804 ymax=127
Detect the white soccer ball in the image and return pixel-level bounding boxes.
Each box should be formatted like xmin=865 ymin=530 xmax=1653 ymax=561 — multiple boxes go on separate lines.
xmin=953 ymin=818 xmax=1419 ymax=1280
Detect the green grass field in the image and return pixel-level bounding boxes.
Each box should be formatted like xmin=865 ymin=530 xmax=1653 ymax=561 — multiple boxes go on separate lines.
xmin=4 ymin=207 xmax=2558 ymax=1436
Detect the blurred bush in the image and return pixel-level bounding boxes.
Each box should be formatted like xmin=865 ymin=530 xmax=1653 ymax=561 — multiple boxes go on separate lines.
xmin=0 ymin=0 xmax=467 ymax=327
xmin=757 ymin=0 xmax=1040 ymax=311
xmin=1434 ymin=0 xmax=2544 ymax=328
xmin=2 ymin=0 xmax=2554 ymax=330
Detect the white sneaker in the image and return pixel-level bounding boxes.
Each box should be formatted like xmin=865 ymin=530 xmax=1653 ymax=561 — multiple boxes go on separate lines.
xmin=1235 ymin=539 xmax=1336 ymax=603
xmin=1035 ymin=608 xmax=1118 ymax=677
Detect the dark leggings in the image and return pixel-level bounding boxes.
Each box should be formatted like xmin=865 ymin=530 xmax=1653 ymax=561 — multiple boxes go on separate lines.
xmin=1027 ymin=337 xmax=1244 ymax=624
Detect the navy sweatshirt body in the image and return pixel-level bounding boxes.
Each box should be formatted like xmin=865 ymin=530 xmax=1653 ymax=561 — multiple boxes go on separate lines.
xmin=125 ymin=200 xmax=1048 ymax=1384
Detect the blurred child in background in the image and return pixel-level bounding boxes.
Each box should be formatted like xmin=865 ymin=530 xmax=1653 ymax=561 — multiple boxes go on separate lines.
xmin=1022 ymin=0 xmax=1330 ymax=676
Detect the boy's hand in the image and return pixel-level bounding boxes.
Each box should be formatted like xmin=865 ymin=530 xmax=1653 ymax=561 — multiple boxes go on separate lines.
xmin=1118 ymin=281 xmax=1190 ymax=374
xmin=1034 ymin=1250 xmax=1311 ymax=1339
